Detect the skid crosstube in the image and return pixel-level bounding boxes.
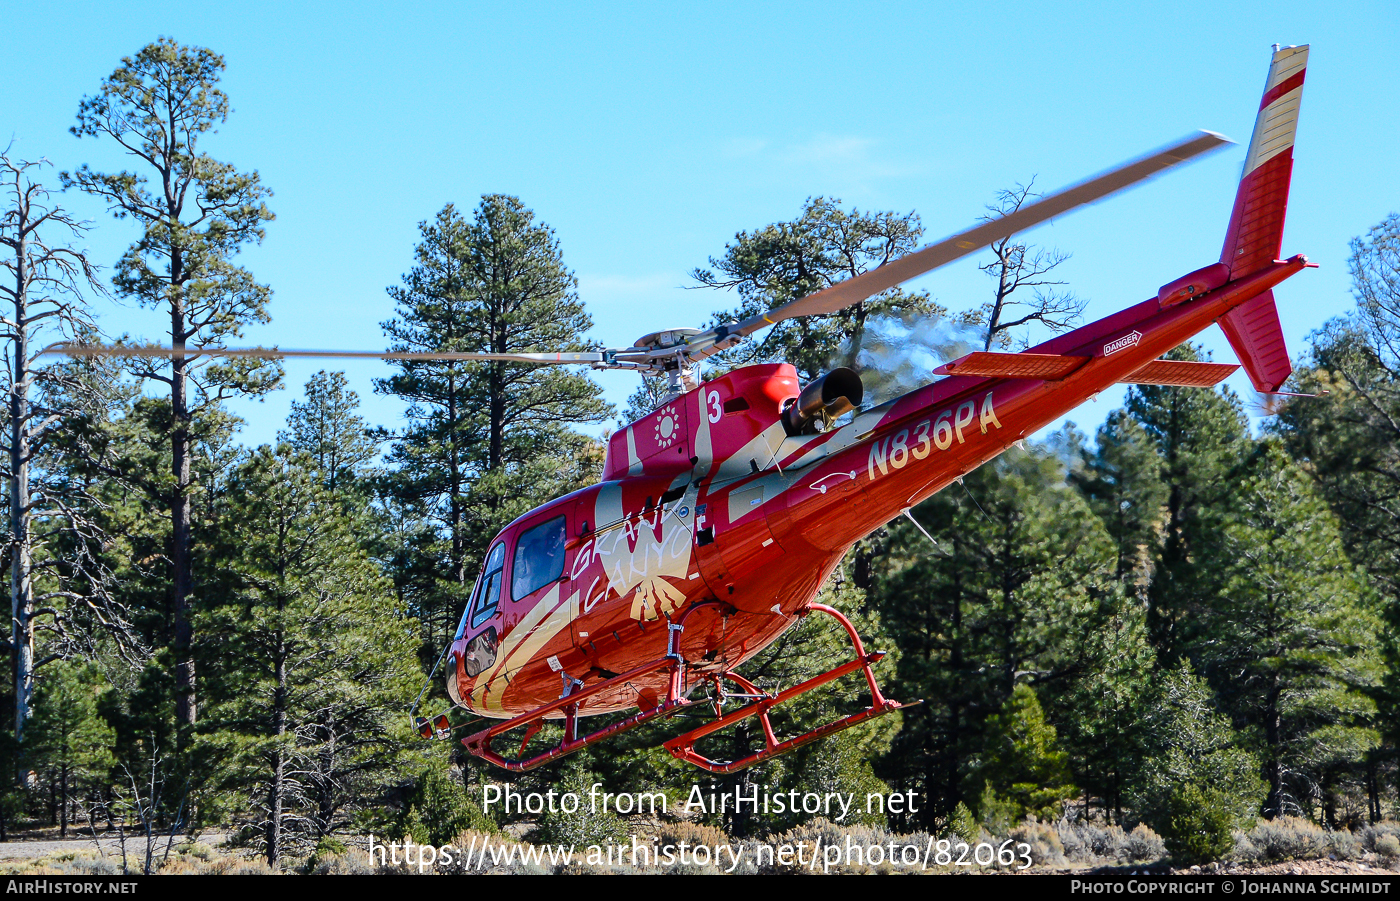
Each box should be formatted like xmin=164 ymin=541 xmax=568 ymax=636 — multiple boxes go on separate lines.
xmin=461 ymin=656 xmax=692 ymax=772
xmin=460 ymin=602 xmax=904 ymax=773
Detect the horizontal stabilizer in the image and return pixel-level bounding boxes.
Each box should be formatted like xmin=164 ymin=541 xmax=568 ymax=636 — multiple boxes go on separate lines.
xmin=1121 ymin=359 xmax=1239 ymax=388
xmin=934 ymin=352 xmax=1088 ymax=380
xmin=1219 ymin=289 xmax=1292 ymax=391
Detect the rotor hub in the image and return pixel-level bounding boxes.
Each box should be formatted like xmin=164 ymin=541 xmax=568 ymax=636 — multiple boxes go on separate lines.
xmin=632 ymin=328 xmax=703 ymax=352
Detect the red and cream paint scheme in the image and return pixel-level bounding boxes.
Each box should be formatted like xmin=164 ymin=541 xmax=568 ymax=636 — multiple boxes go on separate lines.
xmin=444 ymin=45 xmax=1312 ymax=772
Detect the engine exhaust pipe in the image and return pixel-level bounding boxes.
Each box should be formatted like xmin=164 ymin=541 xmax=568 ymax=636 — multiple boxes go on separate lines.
xmin=783 ymin=368 xmax=864 ymax=435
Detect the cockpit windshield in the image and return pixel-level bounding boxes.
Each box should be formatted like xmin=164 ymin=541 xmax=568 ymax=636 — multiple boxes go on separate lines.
xmin=457 ymin=542 xmax=506 ymax=639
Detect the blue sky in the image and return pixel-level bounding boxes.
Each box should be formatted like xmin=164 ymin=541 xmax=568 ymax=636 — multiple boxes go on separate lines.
xmin=3 ymin=1 xmax=1397 ymax=448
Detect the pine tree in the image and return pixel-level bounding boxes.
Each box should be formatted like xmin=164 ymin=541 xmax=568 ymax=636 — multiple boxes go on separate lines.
xmin=692 ymin=197 xmax=944 ymax=380
xmin=534 ymin=759 xmax=627 ymax=847
xmin=376 ymin=198 xmax=611 ymax=645
xmin=65 ymin=38 xmax=282 ymax=733
xmin=871 ymin=446 xmax=1125 ymax=827
xmin=61 ymin=377 xmax=244 ymax=717
xmin=397 ymin=754 xmax=494 ymax=845
xmin=1056 ymin=582 xmax=1155 ymax=824
xmin=1125 ymin=345 xmax=1250 ymax=661
xmin=1191 ymin=442 xmax=1382 ymax=819
xmin=0 ymin=154 xmax=107 ymax=743
xmin=967 ymin=181 xmax=1086 ymax=351
xmin=279 ymin=371 xmax=378 ymax=494
xmin=27 ymin=661 xmax=116 ymax=837
xmin=1273 ymin=216 xmax=1400 ymax=819
xmin=1132 ymin=661 xmax=1263 ymax=834
xmin=972 ymin=684 xmax=1077 ymax=829
xmin=1072 ymin=410 xmax=1169 ymax=597
xmin=1054 ymin=412 xmax=1171 ymax=822
xmin=200 ymin=445 xmax=419 ymax=865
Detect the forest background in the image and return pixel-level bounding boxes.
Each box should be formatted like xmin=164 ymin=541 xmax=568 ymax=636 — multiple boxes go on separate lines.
xmin=3 ymin=4 xmax=1400 ymax=872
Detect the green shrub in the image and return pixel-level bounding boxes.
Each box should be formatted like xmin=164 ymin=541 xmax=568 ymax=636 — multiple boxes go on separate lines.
xmin=314 ymin=836 xmax=347 ymax=856
xmin=1009 ymin=820 xmax=1066 ymax=867
xmin=533 ymin=763 xmax=626 ymax=848
xmin=972 ymin=686 xmax=1077 ymax=826
xmin=303 ymin=835 xmax=350 ymax=872
xmin=1247 ymin=817 xmax=1329 ymax=862
xmin=173 ymin=841 xmax=215 ymax=861
xmin=948 ymin=802 xmax=978 ymax=843
xmin=400 ymin=766 xmax=496 ymax=845
xmin=978 ymin=782 xmax=1020 ymax=835
xmin=1160 ymin=783 xmax=1234 ymax=865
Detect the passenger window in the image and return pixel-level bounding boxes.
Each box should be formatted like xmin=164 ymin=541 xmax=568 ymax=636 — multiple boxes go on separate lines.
xmin=464 ymin=543 xmax=506 ymax=633
xmin=511 ymin=516 xmax=567 ymax=601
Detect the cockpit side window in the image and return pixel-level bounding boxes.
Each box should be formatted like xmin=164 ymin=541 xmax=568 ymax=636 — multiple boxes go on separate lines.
xmin=511 ymin=515 xmax=567 ymax=601
xmin=461 ymin=543 xmax=506 ymax=635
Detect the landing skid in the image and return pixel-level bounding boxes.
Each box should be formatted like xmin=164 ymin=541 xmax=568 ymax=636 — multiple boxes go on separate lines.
xmin=461 ymin=656 xmax=692 ymax=772
xmin=663 ymin=603 xmax=905 ymax=773
xmin=460 ymin=602 xmax=905 ymax=773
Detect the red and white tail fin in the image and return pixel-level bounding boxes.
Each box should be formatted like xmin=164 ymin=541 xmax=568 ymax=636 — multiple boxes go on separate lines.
xmin=1217 ymin=44 xmax=1308 ymax=392
xmin=1220 ymin=44 xmax=1307 ymax=278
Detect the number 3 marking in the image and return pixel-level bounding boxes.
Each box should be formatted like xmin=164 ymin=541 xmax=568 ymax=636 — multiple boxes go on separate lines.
xmin=707 ymin=390 xmax=722 ymax=423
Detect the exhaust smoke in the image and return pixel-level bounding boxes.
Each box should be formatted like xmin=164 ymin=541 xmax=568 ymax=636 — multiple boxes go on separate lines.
xmin=837 ymin=313 xmax=983 ymax=408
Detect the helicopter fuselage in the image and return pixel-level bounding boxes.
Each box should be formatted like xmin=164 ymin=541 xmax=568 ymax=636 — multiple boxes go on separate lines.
xmin=447 ymin=253 xmax=1309 ymax=721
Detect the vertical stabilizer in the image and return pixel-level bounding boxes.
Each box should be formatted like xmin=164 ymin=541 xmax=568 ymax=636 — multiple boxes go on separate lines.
xmin=1217 ymin=45 xmax=1308 ymax=392
xmin=1219 ymin=44 xmax=1307 ymax=278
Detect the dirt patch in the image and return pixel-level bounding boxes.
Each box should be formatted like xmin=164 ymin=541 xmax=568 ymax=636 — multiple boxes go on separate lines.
xmin=0 ymin=834 xmax=226 ymax=861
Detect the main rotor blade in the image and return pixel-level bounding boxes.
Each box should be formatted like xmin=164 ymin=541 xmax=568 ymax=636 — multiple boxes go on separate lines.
xmin=46 ymin=133 xmax=1229 ymax=374
xmin=691 ymin=131 xmax=1231 ymax=358
xmin=46 ymin=344 xmax=609 ymax=365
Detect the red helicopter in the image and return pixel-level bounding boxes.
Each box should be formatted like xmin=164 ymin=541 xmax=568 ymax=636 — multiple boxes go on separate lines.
xmin=62 ymin=45 xmax=1311 ymax=774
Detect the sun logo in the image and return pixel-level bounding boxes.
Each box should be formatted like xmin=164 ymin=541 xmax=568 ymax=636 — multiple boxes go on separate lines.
xmin=653 ymin=405 xmax=679 ymax=448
